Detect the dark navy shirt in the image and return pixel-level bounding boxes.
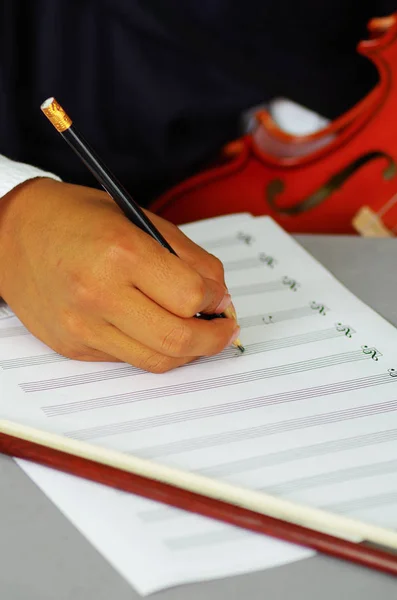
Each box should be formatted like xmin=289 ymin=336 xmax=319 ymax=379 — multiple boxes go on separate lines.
xmin=0 ymin=0 xmax=394 ymax=205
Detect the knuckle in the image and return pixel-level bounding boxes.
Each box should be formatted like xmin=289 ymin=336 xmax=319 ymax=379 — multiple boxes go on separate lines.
xmin=64 ymin=348 xmax=92 ymax=361
xmin=180 ymin=276 xmax=206 ymax=317
xmin=94 ymin=233 xmax=137 ymax=277
xmin=162 ymin=220 xmax=179 ymax=237
xmin=139 ymin=353 xmax=175 ymax=374
xmin=160 ymin=324 xmax=193 ymax=356
xmin=51 ymin=340 xmax=89 ymax=361
xmin=206 ymin=255 xmax=225 ymax=281
xmin=69 ymin=273 xmax=99 ymax=310
xmin=59 ymin=309 xmax=91 ymax=343
xmin=101 ymin=239 xmax=129 ymax=267
xmin=52 ymin=339 xmax=117 ymax=363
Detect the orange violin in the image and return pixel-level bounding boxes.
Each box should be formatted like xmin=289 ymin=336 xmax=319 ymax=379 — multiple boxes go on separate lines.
xmin=150 ymin=14 xmax=397 ymax=235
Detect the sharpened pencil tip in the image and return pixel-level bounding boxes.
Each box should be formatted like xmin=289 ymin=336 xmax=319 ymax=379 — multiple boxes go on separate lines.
xmin=232 ymin=340 xmax=245 ymax=353
xmin=223 ymin=305 xmax=245 ymax=354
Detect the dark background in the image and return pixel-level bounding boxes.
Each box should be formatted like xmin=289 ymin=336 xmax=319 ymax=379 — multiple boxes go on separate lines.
xmin=0 ymin=0 xmax=395 ymax=205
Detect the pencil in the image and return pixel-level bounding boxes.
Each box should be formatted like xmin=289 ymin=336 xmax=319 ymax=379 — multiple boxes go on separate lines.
xmin=1 ymin=418 xmax=397 ymax=577
xmin=40 ymin=97 xmax=244 ymax=352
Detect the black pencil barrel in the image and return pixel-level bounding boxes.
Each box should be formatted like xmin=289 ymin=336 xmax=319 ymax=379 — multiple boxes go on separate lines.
xmin=40 ymin=97 xmax=242 ymax=343
xmin=61 ymin=126 xmax=176 ymax=254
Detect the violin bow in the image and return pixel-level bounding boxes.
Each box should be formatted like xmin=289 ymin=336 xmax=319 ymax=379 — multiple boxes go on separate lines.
xmin=1 ymin=418 xmax=397 ymax=577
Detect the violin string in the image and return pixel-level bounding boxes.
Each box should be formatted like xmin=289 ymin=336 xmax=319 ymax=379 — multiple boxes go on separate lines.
xmin=376 ymin=192 xmax=397 ymax=234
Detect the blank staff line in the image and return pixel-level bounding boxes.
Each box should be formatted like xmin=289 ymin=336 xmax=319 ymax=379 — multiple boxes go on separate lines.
xmin=179 ymin=327 xmax=350 ymax=368
xmin=137 ymin=429 xmax=397 ymax=523
xmin=239 ymin=306 xmax=320 ymax=328
xmin=200 ymin=233 xmax=254 ymax=250
xmin=21 ymin=365 xmax=143 ymax=391
xmin=261 ymin=459 xmax=397 ymax=496
xmin=131 ymin=398 xmax=397 ymax=459
xmin=229 ymin=279 xmax=293 ymax=298
xmin=0 ymin=353 xmax=69 ymax=370
xmin=65 ymin=373 xmax=394 ymax=441
xmin=42 ymin=349 xmax=368 ymax=417
xmin=223 ymin=255 xmax=276 ymax=272
xmin=0 ymin=326 xmax=29 ymax=339
xmin=165 ymin=529 xmax=249 ymax=551
xmin=223 ymin=258 xmax=259 ymax=272
xmin=199 ymin=427 xmax=397 ymax=478
xmin=325 ymin=491 xmax=397 ymax=514
xmin=20 ymin=326 xmax=346 ymax=391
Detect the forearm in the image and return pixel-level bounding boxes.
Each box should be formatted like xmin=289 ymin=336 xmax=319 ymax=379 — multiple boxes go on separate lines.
xmin=0 ymin=156 xmax=61 ymax=300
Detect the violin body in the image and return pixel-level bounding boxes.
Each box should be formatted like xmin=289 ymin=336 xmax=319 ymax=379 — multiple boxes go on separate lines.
xmin=150 ymin=15 xmax=397 ymax=234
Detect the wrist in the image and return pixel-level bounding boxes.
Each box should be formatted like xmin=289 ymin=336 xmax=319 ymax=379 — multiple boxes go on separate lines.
xmin=0 ymin=177 xmax=49 ymax=297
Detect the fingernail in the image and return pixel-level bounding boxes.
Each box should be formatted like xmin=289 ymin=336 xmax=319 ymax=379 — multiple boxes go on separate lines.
xmin=214 ymin=293 xmax=232 ymax=314
xmin=228 ymin=326 xmax=241 ymax=346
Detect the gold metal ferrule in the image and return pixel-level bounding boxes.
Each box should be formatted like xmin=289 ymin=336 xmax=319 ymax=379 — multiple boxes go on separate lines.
xmin=41 ymin=97 xmax=72 ymax=132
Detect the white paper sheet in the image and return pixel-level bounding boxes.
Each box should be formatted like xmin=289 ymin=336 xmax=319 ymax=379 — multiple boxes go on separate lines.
xmin=2 ymin=215 xmax=397 ymax=595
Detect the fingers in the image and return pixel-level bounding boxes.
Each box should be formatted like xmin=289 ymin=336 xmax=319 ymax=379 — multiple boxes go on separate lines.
xmin=142 ymin=212 xmax=242 ymax=322
xmin=146 ymin=211 xmax=227 ymax=285
xmin=38 ymin=306 xmax=199 ymax=373
xmin=103 ymin=286 xmax=239 ymax=358
xmin=65 ymin=347 xmax=123 ymax=362
xmin=123 ymin=227 xmax=229 ymax=317
xmin=90 ymin=323 xmax=197 ymax=373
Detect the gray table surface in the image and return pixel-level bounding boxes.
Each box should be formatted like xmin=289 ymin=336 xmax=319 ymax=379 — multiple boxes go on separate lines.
xmin=1 ymin=235 xmax=397 ymax=600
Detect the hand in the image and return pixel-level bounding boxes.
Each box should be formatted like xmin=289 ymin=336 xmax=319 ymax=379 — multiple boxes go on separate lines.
xmin=0 ymin=178 xmax=239 ymax=372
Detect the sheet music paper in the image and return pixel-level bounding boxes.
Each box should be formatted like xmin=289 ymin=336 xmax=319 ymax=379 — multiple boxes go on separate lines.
xmin=1 ymin=214 xmax=397 ymax=595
